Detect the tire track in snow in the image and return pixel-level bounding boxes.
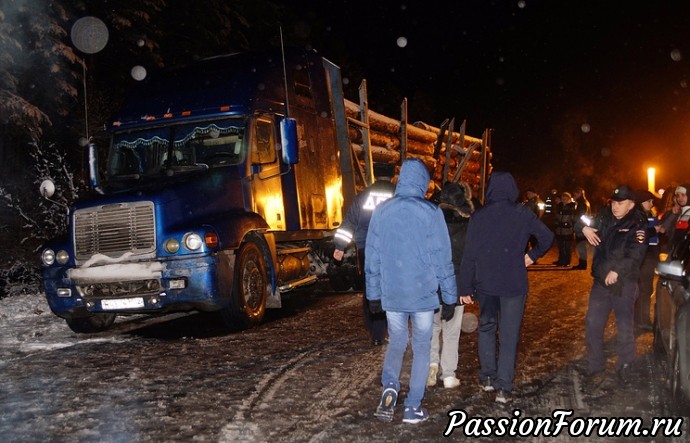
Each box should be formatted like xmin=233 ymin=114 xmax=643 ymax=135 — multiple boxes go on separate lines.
xmin=220 ymin=293 xmax=382 ymax=442
xmin=220 ymin=337 xmax=381 ymax=442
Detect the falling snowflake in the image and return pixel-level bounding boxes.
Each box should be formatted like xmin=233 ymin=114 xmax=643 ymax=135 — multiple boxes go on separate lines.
xmin=671 ymin=49 xmax=682 ymax=61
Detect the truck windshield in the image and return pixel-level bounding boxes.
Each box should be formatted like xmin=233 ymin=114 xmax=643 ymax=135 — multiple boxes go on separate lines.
xmin=108 ymin=119 xmax=245 ymax=178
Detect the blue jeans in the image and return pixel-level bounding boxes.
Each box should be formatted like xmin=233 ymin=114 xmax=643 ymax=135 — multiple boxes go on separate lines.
xmin=585 ymin=280 xmax=638 ymax=373
xmin=477 ymin=293 xmax=526 ymax=392
xmin=381 ymin=310 xmax=434 ymax=409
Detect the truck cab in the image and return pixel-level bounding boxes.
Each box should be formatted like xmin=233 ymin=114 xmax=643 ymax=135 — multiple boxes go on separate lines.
xmin=41 ymin=49 xmax=350 ymax=333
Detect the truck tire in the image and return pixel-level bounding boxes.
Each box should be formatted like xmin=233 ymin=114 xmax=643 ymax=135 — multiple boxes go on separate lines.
xmin=65 ymin=313 xmax=116 ymax=333
xmin=219 ymin=240 xmax=268 ymax=330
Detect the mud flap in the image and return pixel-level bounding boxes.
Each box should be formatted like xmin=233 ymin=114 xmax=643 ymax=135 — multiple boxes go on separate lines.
xmin=216 ymin=250 xmax=237 ymax=304
xmin=266 ymin=285 xmax=282 ymax=309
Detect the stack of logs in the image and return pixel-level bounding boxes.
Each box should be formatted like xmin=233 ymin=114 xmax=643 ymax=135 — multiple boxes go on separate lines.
xmin=344 ymin=100 xmax=491 ymax=196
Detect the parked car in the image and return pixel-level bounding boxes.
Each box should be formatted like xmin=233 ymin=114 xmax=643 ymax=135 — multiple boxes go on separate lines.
xmin=654 ymin=228 xmax=690 ymax=411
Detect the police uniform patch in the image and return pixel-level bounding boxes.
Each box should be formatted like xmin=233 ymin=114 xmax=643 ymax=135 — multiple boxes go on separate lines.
xmin=635 ymin=229 xmax=646 ymax=244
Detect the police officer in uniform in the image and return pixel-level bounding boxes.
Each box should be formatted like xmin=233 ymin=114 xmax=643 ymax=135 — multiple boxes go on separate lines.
xmin=577 ymin=185 xmax=648 ymax=384
xmin=333 ymin=163 xmax=396 ymax=345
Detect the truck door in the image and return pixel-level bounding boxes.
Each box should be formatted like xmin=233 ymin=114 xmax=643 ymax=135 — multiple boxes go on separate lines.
xmin=250 ymin=115 xmax=286 ymax=231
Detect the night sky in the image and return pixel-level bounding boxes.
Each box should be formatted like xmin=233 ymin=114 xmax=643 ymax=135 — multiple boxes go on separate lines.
xmin=282 ymin=0 xmax=690 ymax=197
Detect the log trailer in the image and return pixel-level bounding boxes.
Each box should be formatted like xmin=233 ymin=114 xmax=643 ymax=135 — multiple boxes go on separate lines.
xmin=39 ymin=48 xmax=491 ymax=333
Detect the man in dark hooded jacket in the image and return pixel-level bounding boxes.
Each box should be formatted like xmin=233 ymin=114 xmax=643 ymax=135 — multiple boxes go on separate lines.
xmin=458 ymin=172 xmax=554 ymax=404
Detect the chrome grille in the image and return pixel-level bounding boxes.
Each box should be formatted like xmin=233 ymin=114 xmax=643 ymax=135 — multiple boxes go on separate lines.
xmin=74 ymin=201 xmax=156 ymax=261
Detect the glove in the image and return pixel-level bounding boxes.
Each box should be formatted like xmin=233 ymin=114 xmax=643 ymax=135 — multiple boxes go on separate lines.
xmin=369 ymin=299 xmax=383 ymax=314
xmin=441 ymin=302 xmax=456 ymax=321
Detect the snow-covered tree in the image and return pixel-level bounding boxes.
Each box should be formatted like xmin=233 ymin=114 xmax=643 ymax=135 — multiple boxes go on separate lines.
xmin=0 ymin=0 xmax=288 ymax=298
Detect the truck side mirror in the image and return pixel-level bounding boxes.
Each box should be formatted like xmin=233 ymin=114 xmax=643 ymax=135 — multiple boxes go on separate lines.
xmin=280 ymin=118 xmax=299 ymax=165
xmin=87 ymin=143 xmax=103 ymax=193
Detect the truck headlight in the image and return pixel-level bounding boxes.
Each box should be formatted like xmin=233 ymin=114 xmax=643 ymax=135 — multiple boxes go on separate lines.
xmin=56 ymin=250 xmax=69 ymax=264
xmin=184 ymin=233 xmax=203 ymax=251
xmin=42 ymin=249 xmax=55 ymax=266
xmin=164 ymin=238 xmax=180 ymax=254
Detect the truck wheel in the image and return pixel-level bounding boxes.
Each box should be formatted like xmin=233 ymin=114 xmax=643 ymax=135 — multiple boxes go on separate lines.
xmin=65 ymin=313 xmax=116 ymax=333
xmin=220 ymin=240 xmax=268 ymax=330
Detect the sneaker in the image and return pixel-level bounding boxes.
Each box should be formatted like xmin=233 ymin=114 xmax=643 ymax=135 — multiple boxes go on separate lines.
xmin=402 ymin=406 xmax=429 ymax=424
xmin=495 ymin=389 xmax=513 ymax=404
xmin=443 ymin=376 xmax=460 ymax=389
xmin=426 ymin=364 xmax=438 ymax=387
xmin=480 ymin=377 xmax=495 ymax=392
xmin=616 ymin=363 xmax=633 ymax=385
xmin=374 ymin=387 xmax=398 ymax=422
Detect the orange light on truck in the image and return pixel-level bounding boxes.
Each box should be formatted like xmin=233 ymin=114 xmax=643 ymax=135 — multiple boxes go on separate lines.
xmin=205 ymin=232 xmax=219 ymax=248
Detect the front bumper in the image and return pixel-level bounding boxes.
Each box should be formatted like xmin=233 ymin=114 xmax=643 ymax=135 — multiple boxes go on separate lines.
xmin=42 ymin=253 xmax=235 ymax=319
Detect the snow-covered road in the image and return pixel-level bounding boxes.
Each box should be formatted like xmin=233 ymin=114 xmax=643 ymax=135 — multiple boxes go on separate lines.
xmin=0 ymin=248 xmax=687 ymax=442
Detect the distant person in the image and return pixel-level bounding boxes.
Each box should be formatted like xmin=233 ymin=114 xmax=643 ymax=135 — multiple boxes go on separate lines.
xmin=554 ymin=192 xmax=576 ymax=266
xmin=333 ymin=163 xmax=396 ymax=346
xmin=572 ymin=186 xmax=592 ymax=270
xmin=634 ymin=190 xmax=659 ymax=332
xmin=523 ymin=187 xmax=545 ymax=257
xmin=524 ymin=188 xmax=545 ymax=219
xmin=543 ymin=188 xmax=558 ymax=232
xmin=657 ymin=184 xmax=690 ymax=255
xmin=458 ymin=171 xmax=554 ymax=404
xmin=576 ymin=185 xmax=647 ymax=385
xmin=428 ymin=182 xmax=474 ymax=389
xmin=365 ymin=159 xmax=457 ymax=424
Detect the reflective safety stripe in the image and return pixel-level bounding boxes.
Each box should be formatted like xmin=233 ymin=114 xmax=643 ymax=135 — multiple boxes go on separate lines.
xmin=334 ymin=229 xmax=353 ymax=243
xmin=362 ymin=191 xmax=393 ymax=211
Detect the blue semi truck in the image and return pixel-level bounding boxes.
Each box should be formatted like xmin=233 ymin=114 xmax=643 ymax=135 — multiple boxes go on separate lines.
xmin=39 ymin=48 xmax=491 ymax=333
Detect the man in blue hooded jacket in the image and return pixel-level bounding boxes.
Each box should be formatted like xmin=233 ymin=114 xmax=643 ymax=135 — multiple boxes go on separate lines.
xmin=365 ymin=158 xmax=457 ymax=424
xmin=459 ymin=172 xmax=554 ymax=404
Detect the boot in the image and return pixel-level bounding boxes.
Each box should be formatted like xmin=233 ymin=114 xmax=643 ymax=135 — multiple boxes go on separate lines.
xmin=573 ymin=260 xmax=587 ymax=270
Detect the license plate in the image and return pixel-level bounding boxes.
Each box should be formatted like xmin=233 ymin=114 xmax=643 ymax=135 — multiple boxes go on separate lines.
xmin=101 ymin=297 xmax=145 ymax=310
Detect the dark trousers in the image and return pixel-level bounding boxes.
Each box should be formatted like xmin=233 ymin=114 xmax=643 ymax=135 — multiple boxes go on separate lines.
xmin=635 ymin=245 xmax=659 ymax=328
xmin=358 ymin=249 xmax=386 ymax=341
xmin=585 ymin=280 xmax=638 ymax=373
xmin=556 ymin=235 xmax=573 ymax=265
xmin=477 ymin=293 xmax=527 ymax=392
xmin=575 ymin=238 xmax=588 ymax=265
